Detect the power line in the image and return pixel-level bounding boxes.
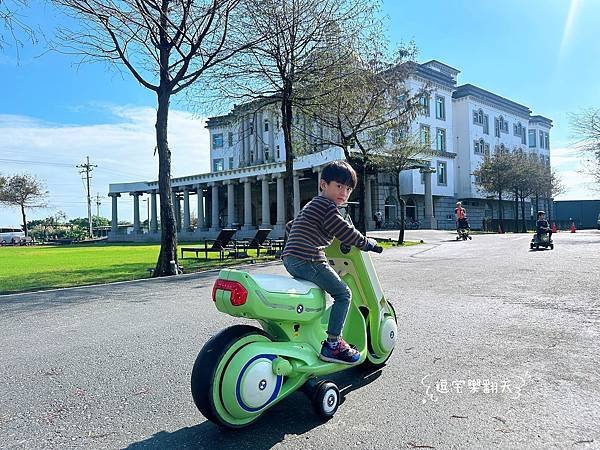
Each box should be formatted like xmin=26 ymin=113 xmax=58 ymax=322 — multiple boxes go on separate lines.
xmin=0 ymin=158 xmax=150 ymax=179
xmin=76 ymin=156 xmax=97 ymax=238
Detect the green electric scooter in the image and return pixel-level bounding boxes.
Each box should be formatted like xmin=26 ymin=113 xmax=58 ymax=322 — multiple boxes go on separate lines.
xmin=190 ymin=228 xmax=396 ymax=428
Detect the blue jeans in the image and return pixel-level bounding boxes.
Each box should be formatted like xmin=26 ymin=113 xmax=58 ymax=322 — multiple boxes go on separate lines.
xmin=283 ymin=256 xmax=351 ymax=338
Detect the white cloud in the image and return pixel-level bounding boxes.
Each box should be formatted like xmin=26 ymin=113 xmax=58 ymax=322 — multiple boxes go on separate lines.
xmin=551 ymin=145 xmax=599 ymax=200
xmin=0 ymin=105 xmax=210 ymax=226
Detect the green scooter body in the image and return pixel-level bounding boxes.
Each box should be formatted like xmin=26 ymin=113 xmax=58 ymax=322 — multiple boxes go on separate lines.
xmin=203 ymin=239 xmax=396 ymax=426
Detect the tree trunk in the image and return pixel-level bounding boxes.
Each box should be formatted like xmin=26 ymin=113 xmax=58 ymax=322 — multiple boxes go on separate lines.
xmin=514 ymin=190 xmax=519 ymax=233
xmin=520 ymin=194 xmax=527 ymax=232
xmin=355 ymin=159 xmax=367 ymax=234
xmin=21 ymin=205 xmax=28 ymax=236
xmin=153 ymin=88 xmax=178 ymax=276
xmin=498 ymin=191 xmax=504 ymax=232
xmin=395 ymin=173 xmax=405 ymax=244
xmin=281 ymin=84 xmax=294 ymax=225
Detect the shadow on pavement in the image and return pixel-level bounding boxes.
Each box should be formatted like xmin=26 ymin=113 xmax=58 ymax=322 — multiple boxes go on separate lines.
xmin=126 ymin=366 xmax=383 ymax=450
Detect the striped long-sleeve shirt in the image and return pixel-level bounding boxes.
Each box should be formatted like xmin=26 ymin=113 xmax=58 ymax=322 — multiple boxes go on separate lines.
xmin=282 ymin=195 xmax=369 ymax=262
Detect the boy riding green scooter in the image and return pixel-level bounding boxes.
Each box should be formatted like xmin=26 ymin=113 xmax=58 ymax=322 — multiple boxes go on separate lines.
xmin=190 ymin=160 xmax=396 ymax=427
xmin=283 ymin=160 xmax=379 ymax=365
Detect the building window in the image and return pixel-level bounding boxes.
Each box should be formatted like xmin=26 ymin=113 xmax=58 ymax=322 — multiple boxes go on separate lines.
xmin=249 ymin=124 xmax=254 ymax=135
xmin=528 ymin=129 xmax=536 ymax=147
xmin=264 ymin=120 xmax=269 ymax=132
xmin=435 ymin=96 xmax=446 ymax=120
xmin=264 ymin=146 xmax=270 ymax=160
xmin=473 ymin=109 xmax=484 ymax=125
xmin=212 ymin=133 xmax=223 ymax=148
xmin=419 ymin=95 xmax=430 ymax=116
xmin=437 ymin=161 xmax=447 ymax=185
xmin=513 ymin=122 xmax=523 ymax=137
xmin=494 ymin=118 xmax=500 ymax=138
xmin=539 ymin=131 xmax=544 ymax=149
xmin=474 ymin=139 xmax=485 ymax=155
xmin=483 ymin=115 xmax=489 ymax=134
xmin=228 ymin=157 xmax=234 ymax=169
xmin=276 ymin=145 xmax=280 ymax=158
xmin=420 ymin=124 xmax=431 ymax=146
xmin=227 ymin=132 xmax=233 ymax=147
xmin=420 ymin=171 xmax=425 ymax=184
xmin=545 ymin=133 xmax=550 ymax=149
xmin=212 ymin=158 xmax=224 ymax=172
xmin=436 ymin=128 xmax=446 ymax=151
xmin=497 ymin=116 xmax=508 ymax=134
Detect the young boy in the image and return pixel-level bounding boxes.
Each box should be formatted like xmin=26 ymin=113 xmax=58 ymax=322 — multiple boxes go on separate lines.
xmin=282 ymin=160 xmax=377 ymax=365
xmin=536 ymin=211 xmax=552 ymax=241
xmin=455 ymin=201 xmax=469 ymax=230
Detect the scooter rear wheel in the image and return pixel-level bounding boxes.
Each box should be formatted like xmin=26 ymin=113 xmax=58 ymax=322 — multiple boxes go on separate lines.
xmin=191 ymin=324 xmax=276 ymax=428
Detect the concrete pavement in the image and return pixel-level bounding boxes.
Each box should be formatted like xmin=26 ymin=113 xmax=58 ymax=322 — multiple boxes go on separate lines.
xmin=1 ymin=230 xmax=599 ymax=449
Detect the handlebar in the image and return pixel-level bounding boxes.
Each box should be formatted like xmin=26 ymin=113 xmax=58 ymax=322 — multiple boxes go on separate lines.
xmin=340 ymin=243 xmax=383 ymax=254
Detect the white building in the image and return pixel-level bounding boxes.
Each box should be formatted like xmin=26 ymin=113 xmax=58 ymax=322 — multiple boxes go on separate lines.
xmin=107 ymin=60 xmax=552 ymax=240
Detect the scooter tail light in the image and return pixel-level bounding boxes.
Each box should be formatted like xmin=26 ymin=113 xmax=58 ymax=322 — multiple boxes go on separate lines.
xmin=212 ymin=279 xmax=248 ymax=306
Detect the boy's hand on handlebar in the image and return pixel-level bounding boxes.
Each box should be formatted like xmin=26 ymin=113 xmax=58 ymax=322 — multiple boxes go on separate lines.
xmin=364 ymin=238 xmax=382 ymax=253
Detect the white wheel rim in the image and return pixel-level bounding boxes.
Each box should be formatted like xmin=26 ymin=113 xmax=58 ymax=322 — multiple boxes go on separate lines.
xmin=322 ymin=388 xmax=338 ymax=414
xmin=240 ymin=359 xmax=278 ymax=409
xmin=380 ymin=317 xmax=397 ymax=353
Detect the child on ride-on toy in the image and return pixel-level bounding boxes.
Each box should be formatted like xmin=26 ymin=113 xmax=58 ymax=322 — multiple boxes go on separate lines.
xmin=536 ymin=211 xmax=552 ymax=241
xmin=282 ymin=160 xmax=378 ymax=365
xmin=455 ymin=201 xmax=470 ymax=230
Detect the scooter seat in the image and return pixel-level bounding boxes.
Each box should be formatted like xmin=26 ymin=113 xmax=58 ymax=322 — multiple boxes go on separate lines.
xmin=251 ymin=274 xmax=321 ymax=295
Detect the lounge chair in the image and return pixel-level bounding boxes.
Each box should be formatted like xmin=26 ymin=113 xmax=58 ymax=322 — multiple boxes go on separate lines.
xmin=180 ymin=228 xmax=238 ymax=261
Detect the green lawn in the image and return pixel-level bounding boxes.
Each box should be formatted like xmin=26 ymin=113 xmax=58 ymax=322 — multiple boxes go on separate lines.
xmin=0 ymin=242 xmax=276 ymax=295
xmin=0 ymin=240 xmax=418 ymax=295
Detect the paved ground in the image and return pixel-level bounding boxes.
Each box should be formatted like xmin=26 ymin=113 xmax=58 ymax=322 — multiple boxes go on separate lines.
xmin=1 ymin=230 xmax=599 ymax=449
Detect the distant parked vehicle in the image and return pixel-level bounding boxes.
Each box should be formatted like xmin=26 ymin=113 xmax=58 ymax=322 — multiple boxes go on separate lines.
xmin=0 ymin=227 xmax=25 ymax=246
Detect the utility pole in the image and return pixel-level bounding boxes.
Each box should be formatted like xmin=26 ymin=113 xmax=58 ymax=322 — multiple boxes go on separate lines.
xmin=95 ymin=193 xmax=102 ymax=217
xmin=76 ymin=156 xmax=97 ymax=239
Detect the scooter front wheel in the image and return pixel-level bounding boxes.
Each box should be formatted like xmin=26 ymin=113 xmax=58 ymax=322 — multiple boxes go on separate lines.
xmin=191 ymin=325 xmax=280 ymax=428
xmin=363 ymin=301 xmax=398 ymax=369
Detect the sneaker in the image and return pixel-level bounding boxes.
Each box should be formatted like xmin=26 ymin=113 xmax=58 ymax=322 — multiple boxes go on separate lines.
xmin=319 ymin=338 xmax=360 ymax=365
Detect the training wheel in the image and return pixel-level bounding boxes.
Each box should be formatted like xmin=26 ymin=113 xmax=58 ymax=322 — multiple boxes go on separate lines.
xmin=312 ymin=381 xmax=340 ymax=419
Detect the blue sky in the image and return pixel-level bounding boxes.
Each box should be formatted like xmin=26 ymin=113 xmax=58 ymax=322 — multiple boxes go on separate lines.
xmin=1 ymin=0 xmax=599 ymax=226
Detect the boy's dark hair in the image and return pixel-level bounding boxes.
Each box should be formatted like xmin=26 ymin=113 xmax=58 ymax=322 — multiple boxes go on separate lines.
xmin=321 ymin=160 xmax=357 ymax=189
xmin=537 ymin=211 xmax=545 ymax=217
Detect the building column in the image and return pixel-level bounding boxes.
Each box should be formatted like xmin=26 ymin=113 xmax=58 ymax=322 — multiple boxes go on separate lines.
xmin=131 ymin=192 xmax=141 ymax=234
xmin=258 ymin=175 xmax=270 ymax=227
xmin=173 ymin=190 xmax=182 ymax=232
xmin=239 ymin=123 xmax=246 ymax=167
xmin=195 ymin=184 xmax=205 ymax=231
xmin=268 ymin=112 xmax=275 ymax=162
xmin=150 ymin=190 xmax=158 ymax=233
xmin=274 ymin=173 xmax=285 ymax=235
xmin=209 ymin=182 xmax=220 ymax=232
xmin=183 ymin=188 xmax=191 ymax=231
xmin=110 ymin=193 xmax=120 ymax=233
xmin=241 ymin=177 xmax=254 ymax=230
xmin=365 ymin=176 xmax=374 ymax=230
xmin=314 ymin=166 xmax=323 ymax=193
xmin=421 ymin=166 xmax=437 ymax=229
xmin=293 ymin=170 xmax=301 ymax=217
xmin=225 ymin=180 xmax=236 ymax=228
